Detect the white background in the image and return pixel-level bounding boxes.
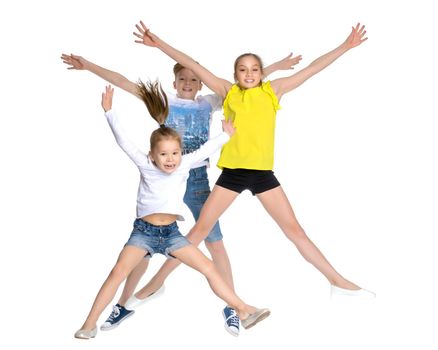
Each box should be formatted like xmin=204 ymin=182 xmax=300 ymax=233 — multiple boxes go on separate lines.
xmin=1 ymin=0 xmax=437 ymax=349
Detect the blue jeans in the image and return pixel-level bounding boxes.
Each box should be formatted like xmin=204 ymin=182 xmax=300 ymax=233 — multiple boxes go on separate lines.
xmin=184 ymin=166 xmax=223 ymax=242
xmin=126 ymin=219 xmax=190 ymax=259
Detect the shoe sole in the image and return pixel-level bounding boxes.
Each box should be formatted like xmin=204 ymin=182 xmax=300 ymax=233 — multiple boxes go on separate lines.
xmin=125 ymin=285 xmax=165 ymax=309
xmin=100 ymin=311 xmax=135 ymax=331
xmin=74 ymin=333 xmax=96 ymax=339
xmin=242 ymin=309 xmax=271 ymax=330
xmin=223 ymin=323 xmax=239 ymax=337
xmin=74 ymin=334 xmax=96 ymax=339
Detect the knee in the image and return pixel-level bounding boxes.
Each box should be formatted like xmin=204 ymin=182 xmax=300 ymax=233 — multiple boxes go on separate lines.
xmin=205 ymin=240 xmax=225 ymax=256
xmin=109 ymin=263 xmax=130 ymax=282
xmin=200 ymin=259 xmax=217 ymax=277
xmin=187 ymin=225 xmax=209 ymax=246
xmin=284 ymin=224 xmax=307 ymax=242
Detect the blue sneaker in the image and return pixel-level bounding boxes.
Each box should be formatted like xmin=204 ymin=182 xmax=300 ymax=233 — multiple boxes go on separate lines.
xmin=222 ymin=306 xmax=240 ymax=336
xmin=100 ymin=304 xmax=135 ymax=331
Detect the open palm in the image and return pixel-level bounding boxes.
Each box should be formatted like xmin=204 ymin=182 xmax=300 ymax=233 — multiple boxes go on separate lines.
xmin=345 ymin=23 xmax=368 ymax=49
xmin=133 ymin=20 xmax=159 ymax=47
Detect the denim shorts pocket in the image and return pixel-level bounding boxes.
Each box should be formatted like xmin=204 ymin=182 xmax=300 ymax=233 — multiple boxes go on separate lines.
xmin=194 ymin=188 xmax=211 ymax=196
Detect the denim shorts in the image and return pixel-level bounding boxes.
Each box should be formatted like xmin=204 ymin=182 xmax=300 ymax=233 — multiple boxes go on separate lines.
xmin=125 ymin=219 xmax=190 ymax=259
xmin=216 ymin=168 xmax=281 ymax=195
xmin=184 ymin=166 xmax=223 ymax=242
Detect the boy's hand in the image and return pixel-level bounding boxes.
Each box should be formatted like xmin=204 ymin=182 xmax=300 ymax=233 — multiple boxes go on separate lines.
xmin=101 ymin=85 xmax=114 ymax=112
xmin=133 ymin=20 xmax=160 ymax=47
xmin=221 ymin=119 xmax=236 ymax=137
xmin=61 ymin=53 xmax=86 ymax=70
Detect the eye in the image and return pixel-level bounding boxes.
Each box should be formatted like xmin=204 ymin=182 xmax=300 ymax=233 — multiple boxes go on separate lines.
xmin=173 ymin=151 xmax=179 ymax=155
xmin=160 ymin=153 xmax=166 ymax=156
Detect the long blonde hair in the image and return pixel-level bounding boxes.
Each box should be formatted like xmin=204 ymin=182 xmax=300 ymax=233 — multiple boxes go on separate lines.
xmin=136 ymin=79 xmax=181 ymax=151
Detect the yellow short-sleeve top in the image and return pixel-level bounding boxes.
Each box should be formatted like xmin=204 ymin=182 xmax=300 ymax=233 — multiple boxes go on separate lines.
xmin=217 ymin=81 xmax=280 ymax=170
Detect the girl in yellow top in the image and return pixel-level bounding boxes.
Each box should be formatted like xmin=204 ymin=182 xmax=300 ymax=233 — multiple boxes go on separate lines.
xmin=133 ymin=22 xmax=375 ymax=300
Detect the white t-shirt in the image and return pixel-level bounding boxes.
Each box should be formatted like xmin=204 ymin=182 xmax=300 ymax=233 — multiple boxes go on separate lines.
xmin=105 ymin=109 xmax=229 ymax=220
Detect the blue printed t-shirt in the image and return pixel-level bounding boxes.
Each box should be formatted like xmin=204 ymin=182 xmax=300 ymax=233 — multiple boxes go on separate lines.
xmin=165 ymin=93 xmax=222 ymax=168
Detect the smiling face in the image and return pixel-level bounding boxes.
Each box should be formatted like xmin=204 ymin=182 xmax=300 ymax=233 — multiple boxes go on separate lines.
xmin=173 ymin=67 xmax=203 ymax=100
xmin=234 ymin=54 xmax=263 ymax=89
xmin=149 ymin=138 xmax=182 ymax=174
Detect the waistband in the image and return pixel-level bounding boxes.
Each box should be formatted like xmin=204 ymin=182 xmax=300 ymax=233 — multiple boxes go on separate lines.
xmin=135 ymin=218 xmax=178 ymax=233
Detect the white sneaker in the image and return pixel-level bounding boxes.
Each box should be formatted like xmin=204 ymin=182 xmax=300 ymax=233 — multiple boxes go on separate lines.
xmin=330 ymin=285 xmax=376 ymax=298
xmin=125 ymin=285 xmax=165 ymax=310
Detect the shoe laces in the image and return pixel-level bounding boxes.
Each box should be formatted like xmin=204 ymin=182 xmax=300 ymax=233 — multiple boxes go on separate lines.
xmin=108 ymin=305 xmax=121 ymax=321
xmin=225 ymin=308 xmax=239 ymax=328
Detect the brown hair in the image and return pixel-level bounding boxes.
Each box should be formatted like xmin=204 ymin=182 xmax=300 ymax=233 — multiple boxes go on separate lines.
xmin=233 ymin=53 xmax=264 ymax=76
xmin=173 ymin=63 xmax=185 ymax=76
xmin=136 ymin=79 xmax=181 ymax=151
xmin=173 ymin=62 xmax=201 ymax=78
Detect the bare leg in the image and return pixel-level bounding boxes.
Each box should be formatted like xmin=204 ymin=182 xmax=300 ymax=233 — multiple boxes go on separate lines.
xmin=79 ymin=246 xmax=148 ymax=331
xmin=205 ymin=240 xmax=235 ymax=291
xmin=171 ymin=244 xmax=256 ymax=320
xmin=117 ymin=258 xmax=149 ymax=306
xmin=256 ymin=186 xmax=359 ymax=289
xmin=135 ymin=186 xmax=239 ymax=299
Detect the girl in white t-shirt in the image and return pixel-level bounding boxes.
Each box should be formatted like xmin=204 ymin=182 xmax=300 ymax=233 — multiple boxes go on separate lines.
xmin=74 ymin=83 xmax=270 ymax=339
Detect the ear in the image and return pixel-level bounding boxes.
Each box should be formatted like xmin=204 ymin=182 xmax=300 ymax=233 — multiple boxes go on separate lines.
xmin=233 ymin=73 xmax=237 ymax=82
xmin=148 ymin=151 xmax=155 ymax=163
xmin=173 ymin=81 xmax=177 ymax=90
xmin=198 ymin=81 xmax=203 ymax=91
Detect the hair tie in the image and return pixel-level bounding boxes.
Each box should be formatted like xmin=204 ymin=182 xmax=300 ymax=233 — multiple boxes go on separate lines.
xmin=159 ymin=124 xmax=165 ymax=129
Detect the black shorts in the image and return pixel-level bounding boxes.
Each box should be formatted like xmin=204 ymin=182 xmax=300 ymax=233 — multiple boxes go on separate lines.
xmin=216 ymin=168 xmax=281 ymax=195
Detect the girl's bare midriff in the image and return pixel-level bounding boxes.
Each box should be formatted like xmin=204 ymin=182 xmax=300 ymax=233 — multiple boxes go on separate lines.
xmin=142 ymin=213 xmax=178 ymax=226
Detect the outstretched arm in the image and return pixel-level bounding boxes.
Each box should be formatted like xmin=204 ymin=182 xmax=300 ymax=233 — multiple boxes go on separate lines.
xmin=102 ymin=85 xmax=148 ymax=166
xmin=263 ymin=52 xmax=303 ymax=78
xmin=271 ymin=23 xmax=368 ymax=99
xmin=133 ymin=21 xmax=232 ymax=99
xmin=61 ymin=54 xmax=140 ymax=98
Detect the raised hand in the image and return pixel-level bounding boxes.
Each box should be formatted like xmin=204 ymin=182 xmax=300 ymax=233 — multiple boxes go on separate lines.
xmin=133 ymin=20 xmax=160 ymax=47
xmin=61 ymin=53 xmax=86 ymax=70
xmin=221 ymin=119 xmax=236 ymax=137
xmin=276 ymin=52 xmax=303 ymax=70
xmin=344 ymin=23 xmax=368 ymax=49
xmin=101 ymin=85 xmax=114 ymax=112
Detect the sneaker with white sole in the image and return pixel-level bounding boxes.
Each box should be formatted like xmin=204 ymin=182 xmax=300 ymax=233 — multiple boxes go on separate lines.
xmin=222 ymin=306 xmax=240 ymax=336
xmin=125 ymin=285 xmax=165 ymax=310
xmin=100 ymin=304 xmax=135 ymax=331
